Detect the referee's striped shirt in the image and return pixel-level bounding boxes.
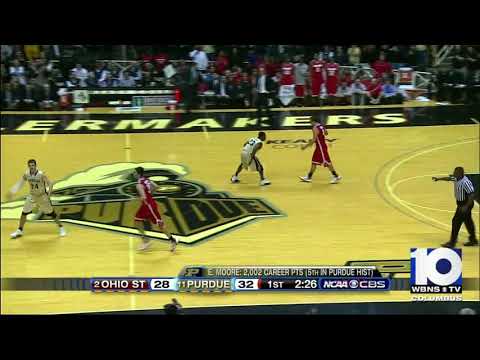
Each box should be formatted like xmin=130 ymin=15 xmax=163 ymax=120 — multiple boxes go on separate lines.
xmin=451 ymin=175 xmax=475 ymax=204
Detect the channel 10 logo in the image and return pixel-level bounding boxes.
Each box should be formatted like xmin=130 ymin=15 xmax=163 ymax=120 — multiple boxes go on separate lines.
xmin=410 ymin=248 xmax=462 ymax=294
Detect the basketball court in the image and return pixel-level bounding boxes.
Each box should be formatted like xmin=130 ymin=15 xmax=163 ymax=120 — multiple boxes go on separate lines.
xmin=1 ymin=103 xmax=479 ymax=314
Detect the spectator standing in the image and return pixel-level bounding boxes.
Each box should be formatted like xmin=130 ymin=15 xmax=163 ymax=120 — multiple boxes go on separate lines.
xmin=9 ymin=59 xmax=27 ymax=86
xmin=325 ymin=56 xmax=340 ymax=103
xmin=189 ymin=46 xmax=209 ymax=72
xmin=294 ymin=56 xmax=308 ymax=106
xmin=215 ymin=50 xmax=229 ymax=75
xmin=270 ymin=70 xmax=282 ymax=107
xmin=309 ymin=53 xmax=326 ymax=105
xmin=264 ymin=55 xmax=280 ymax=77
xmin=71 ymin=63 xmax=88 ymax=87
xmin=371 ymin=53 xmax=393 ymax=79
xmin=238 ymin=72 xmax=252 ymax=107
xmin=184 ymin=62 xmax=200 ymax=112
xmin=280 ymin=57 xmax=295 ymax=86
xmin=255 ymin=67 xmax=274 ymax=119
xmin=347 ymin=45 xmax=361 ymax=66
xmin=350 ymin=78 xmax=367 ymax=105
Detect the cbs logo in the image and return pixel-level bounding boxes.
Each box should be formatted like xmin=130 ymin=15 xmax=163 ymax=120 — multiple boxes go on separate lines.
xmin=410 ymin=248 xmax=462 ymax=286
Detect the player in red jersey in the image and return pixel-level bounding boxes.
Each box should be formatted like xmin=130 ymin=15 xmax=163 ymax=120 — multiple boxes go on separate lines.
xmin=325 ymin=56 xmax=340 ymax=104
xmin=280 ymin=57 xmax=295 ymax=86
xmin=133 ymin=166 xmax=177 ymax=252
xmin=310 ymin=53 xmax=326 ymax=102
xmin=299 ymin=119 xmax=342 ymax=184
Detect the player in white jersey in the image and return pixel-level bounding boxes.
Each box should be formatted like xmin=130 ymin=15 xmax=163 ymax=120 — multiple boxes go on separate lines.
xmin=231 ymin=131 xmax=271 ymax=186
xmin=7 ymin=159 xmax=66 ymax=239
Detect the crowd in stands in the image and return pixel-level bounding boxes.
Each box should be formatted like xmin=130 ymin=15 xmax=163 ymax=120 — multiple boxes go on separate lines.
xmin=1 ymin=45 xmax=479 ymax=110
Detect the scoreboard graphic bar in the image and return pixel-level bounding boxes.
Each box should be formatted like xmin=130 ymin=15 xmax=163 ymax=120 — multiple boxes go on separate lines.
xmin=89 ymin=277 xmax=391 ymax=292
xmin=88 ymin=267 xmax=392 ymax=292
xmin=3 ymin=265 xmax=478 ymax=292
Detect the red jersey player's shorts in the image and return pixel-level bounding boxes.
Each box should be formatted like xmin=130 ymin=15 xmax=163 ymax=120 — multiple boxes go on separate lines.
xmin=311 ymin=77 xmax=322 ymax=96
xmin=295 ymin=85 xmax=305 ymax=97
xmin=326 ymin=78 xmax=338 ymax=96
xmin=135 ymin=199 xmax=164 ymax=225
xmin=312 ymin=141 xmax=331 ymax=167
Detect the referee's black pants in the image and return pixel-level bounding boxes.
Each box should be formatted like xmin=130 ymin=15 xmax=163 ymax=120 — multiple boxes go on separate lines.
xmin=450 ymin=203 xmax=476 ymax=244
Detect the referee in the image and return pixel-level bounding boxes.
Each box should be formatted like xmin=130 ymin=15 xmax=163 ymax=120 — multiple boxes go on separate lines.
xmin=433 ymin=166 xmax=478 ymax=248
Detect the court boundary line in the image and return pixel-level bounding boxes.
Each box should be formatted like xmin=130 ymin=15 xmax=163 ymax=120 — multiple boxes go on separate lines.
xmin=386 ymin=139 xmax=478 ymax=232
xmin=375 ymin=137 xmax=479 ymax=236
xmin=391 ymin=174 xmax=479 ymax=214
xmin=399 ymin=198 xmax=479 ymax=214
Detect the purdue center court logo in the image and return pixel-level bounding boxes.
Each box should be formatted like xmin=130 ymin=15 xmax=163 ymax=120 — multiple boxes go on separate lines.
xmin=0 ymin=163 xmax=284 ymax=244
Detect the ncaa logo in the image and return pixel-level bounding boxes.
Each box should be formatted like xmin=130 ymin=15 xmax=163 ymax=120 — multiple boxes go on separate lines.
xmin=410 ymin=248 xmax=462 ymax=287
